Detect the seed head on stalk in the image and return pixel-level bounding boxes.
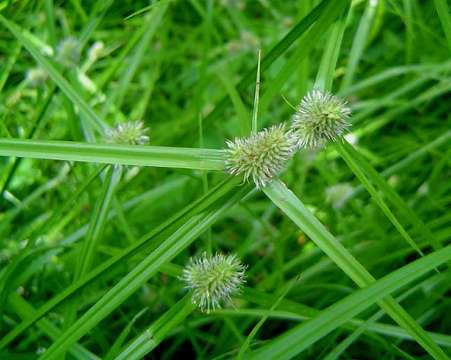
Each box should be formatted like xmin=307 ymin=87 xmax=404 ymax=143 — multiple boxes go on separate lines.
xmin=225 ymin=124 xmax=297 ymax=188
xmin=181 ymin=252 xmax=246 ymax=313
xmin=291 ymin=90 xmax=351 ymax=148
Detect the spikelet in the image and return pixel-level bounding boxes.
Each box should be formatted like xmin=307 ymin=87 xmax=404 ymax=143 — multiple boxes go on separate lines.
xmin=181 ymin=252 xmax=246 ymax=313
xmin=291 ymin=90 xmax=351 ymax=149
xmin=225 ymin=124 xmax=297 ymax=188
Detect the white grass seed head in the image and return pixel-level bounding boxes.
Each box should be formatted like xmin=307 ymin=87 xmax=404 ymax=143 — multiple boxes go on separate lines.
xmin=25 ymin=67 xmax=48 ymax=87
xmin=291 ymin=90 xmax=351 ymax=149
xmin=57 ymin=37 xmax=81 ymax=68
xmin=225 ymin=124 xmax=297 ymax=189
xmin=181 ymin=252 xmax=246 ymax=313
xmin=105 ymin=121 xmax=149 ymax=145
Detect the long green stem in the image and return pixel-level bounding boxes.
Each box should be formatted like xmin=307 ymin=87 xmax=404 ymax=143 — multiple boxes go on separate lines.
xmin=0 ymin=139 xmax=225 ymax=170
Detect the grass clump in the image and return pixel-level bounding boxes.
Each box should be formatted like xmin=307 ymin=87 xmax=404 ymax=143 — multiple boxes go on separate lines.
xmin=0 ymin=1 xmax=451 ymax=360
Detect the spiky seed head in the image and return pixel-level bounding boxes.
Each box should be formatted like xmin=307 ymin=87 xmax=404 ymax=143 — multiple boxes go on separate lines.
xmin=225 ymin=124 xmax=297 ymax=189
xmin=181 ymin=252 xmax=246 ymax=313
xmin=291 ymin=90 xmax=351 ymax=148
xmin=57 ymin=37 xmax=81 ymax=68
xmin=25 ymin=68 xmax=48 ymax=87
xmin=105 ymin=121 xmax=149 ymax=145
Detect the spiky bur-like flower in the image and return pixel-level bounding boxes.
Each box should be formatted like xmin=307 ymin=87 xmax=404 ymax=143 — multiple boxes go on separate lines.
xmin=225 ymin=124 xmax=297 ymax=189
xmin=181 ymin=252 xmax=246 ymax=313
xmin=105 ymin=121 xmax=149 ymax=145
xmin=57 ymin=37 xmax=81 ymax=68
xmin=291 ymin=90 xmax=351 ymax=149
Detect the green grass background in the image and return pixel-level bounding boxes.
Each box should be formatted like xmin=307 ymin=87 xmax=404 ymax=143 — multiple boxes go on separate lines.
xmin=0 ymin=0 xmax=450 ymax=359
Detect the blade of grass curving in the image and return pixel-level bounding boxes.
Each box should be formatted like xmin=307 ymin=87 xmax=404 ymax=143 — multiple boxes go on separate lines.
xmin=340 ymin=0 xmax=378 ymax=90
xmin=263 ymin=179 xmax=448 ymax=360
xmin=63 ymin=165 xmax=122 ymax=340
xmin=336 ymin=139 xmax=424 ymax=255
xmin=338 ymin=139 xmax=440 ymax=250
xmin=217 ymin=71 xmax=250 ymax=136
xmin=104 ymin=309 xmax=148 ymax=360
xmin=237 ymin=276 xmax=300 ymax=359
xmin=434 ymin=0 xmax=451 ymax=52
xmin=107 ymin=3 xmax=167 ymax=111
xmin=322 ymin=272 xmax=447 ymax=360
xmin=44 ymin=0 xmax=56 ymax=48
xmin=0 ymin=15 xmax=106 ymax=133
xmin=74 ymin=165 xmax=122 ymax=280
xmin=0 ymin=85 xmax=56 ymax=205
xmin=249 ymin=244 xmax=451 ymax=359
xmin=0 ymin=139 xmax=225 ymax=170
xmin=114 ymin=295 xmax=195 ymax=360
xmin=0 ymin=177 xmax=244 ymax=349
xmin=193 ymin=0 xmax=348 ymax=131
xmin=8 ymin=293 xmax=99 ymax=360
xmin=235 ymin=285 xmax=451 ymax=348
xmin=314 ymin=4 xmax=349 ymax=92
xmin=79 ymin=0 xmax=115 ymax=46
xmin=38 ymin=185 xmax=251 ymax=359
xmin=259 ymin=0 xmax=349 ymax=114
xmin=0 ymin=42 xmax=21 ymax=94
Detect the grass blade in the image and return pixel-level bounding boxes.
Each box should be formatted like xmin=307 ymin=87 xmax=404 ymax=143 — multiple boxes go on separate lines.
xmin=0 ymin=15 xmax=106 ymax=133
xmin=114 ymin=295 xmax=195 ymax=360
xmin=336 ymin=139 xmax=424 ymax=255
xmin=263 ymin=179 xmax=448 ymax=360
xmin=0 ymin=176 xmax=242 ymax=349
xmin=250 ymin=244 xmax=451 ymax=359
xmin=38 ymin=185 xmax=251 ymax=359
xmin=0 ymin=139 xmax=225 ymax=170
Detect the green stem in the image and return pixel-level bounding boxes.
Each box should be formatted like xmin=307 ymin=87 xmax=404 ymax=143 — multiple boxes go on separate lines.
xmin=0 ymin=139 xmax=225 ymax=170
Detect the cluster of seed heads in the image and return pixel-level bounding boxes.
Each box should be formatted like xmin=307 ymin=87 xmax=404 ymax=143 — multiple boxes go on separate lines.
xmin=291 ymin=90 xmax=351 ymax=149
xmin=225 ymin=90 xmax=350 ymax=188
xmin=225 ymin=124 xmax=297 ymax=189
xmin=181 ymin=252 xmax=246 ymax=313
xmin=105 ymin=121 xmax=149 ymax=145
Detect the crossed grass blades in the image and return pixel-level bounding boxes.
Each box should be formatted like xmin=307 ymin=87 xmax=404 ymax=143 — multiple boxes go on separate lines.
xmin=1 ymin=1 xmax=451 ymax=359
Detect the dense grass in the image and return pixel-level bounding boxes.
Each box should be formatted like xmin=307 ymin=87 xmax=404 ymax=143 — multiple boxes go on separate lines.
xmin=1 ymin=0 xmax=451 ymax=359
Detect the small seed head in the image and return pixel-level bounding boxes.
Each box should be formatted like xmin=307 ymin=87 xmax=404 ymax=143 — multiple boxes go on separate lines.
xmin=225 ymin=124 xmax=297 ymax=188
xmin=88 ymin=41 xmax=104 ymax=63
xmin=25 ymin=67 xmax=48 ymax=87
xmin=57 ymin=37 xmax=81 ymax=68
xmin=291 ymin=90 xmax=351 ymax=148
xmin=105 ymin=121 xmax=149 ymax=145
xmin=181 ymin=252 xmax=246 ymax=313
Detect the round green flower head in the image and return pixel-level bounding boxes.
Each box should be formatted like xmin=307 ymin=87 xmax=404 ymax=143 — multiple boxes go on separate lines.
xmin=57 ymin=37 xmax=81 ymax=68
xmin=225 ymin=124 xmax=297 ymax=189
xmin=181 ymin=252 xmax=246 ymax=313
xmin=291 ymin=90 xmax=351 ymax=148
xmin=105 ymin=121 xmax=149 ymax=145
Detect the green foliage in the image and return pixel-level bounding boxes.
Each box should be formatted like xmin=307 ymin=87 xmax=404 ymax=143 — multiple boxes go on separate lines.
xmin=0 ymin=1 xmax=450 ymax=359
